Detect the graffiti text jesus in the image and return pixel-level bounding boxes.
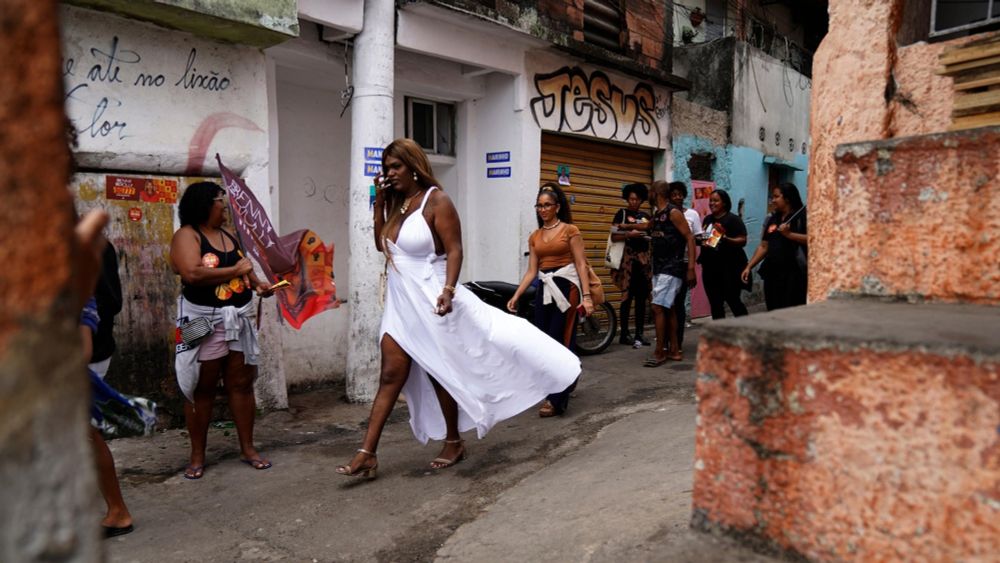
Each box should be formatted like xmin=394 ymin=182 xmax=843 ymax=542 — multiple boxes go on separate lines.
xmin=530 ymin=67 xmax=661 ymax=148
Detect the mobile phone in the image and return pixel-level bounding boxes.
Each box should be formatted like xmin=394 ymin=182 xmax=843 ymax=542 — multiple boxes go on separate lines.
xmin=577 ymin=304 xmax=587 ymax=322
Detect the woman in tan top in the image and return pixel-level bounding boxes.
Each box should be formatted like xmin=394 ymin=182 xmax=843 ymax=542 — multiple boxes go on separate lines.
xmin=507 ymin=183 xmax=592 ymax=417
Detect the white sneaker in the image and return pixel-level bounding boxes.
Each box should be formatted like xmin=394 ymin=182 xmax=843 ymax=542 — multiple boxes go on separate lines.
xmin=633 ymin=340 xmax=642 ymax=349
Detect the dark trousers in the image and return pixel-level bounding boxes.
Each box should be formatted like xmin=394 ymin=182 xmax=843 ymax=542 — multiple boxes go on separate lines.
xmin=672 ymin=279 xmax=688 ymax=347
xmin=619 ymin=261 xmax=649 ymax=338
xmin=703 ymin=266 xmax=749 ymax=320
xmin=763 ymin=267 xmax=807 ymax=311
xmin=534 ymin=275 xmax=579 ymax=414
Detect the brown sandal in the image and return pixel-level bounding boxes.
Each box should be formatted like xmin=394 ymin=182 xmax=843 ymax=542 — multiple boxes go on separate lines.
xmin=538 ymin=400 xmax=557 ymax=418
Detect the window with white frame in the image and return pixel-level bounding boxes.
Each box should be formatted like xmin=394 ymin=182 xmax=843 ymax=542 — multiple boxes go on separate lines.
xmin=406 ymin=97 xmax=455 ymax=156
xmin=932 ymin=0 xmax=1000 ymax=37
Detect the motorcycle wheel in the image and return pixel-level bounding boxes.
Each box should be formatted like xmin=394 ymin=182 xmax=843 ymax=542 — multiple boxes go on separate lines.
xmin=575 ymin=301 xmax=617 ymax=356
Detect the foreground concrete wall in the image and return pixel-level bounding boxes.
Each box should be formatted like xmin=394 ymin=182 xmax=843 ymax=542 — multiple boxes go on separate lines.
xmin=832 ymin=128 xmax=999 ymax=304
xmin=694 ymin=300 xmax=1000 ymax=560
xmin=807 ymin=0 xmax=995 ymax=303
xmin=0 ymin=0 xmax=101 ymax=560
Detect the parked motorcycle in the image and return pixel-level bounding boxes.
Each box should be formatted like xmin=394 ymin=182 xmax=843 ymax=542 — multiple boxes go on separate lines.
xmin=463 ymin=280 xmax=617 ymax=355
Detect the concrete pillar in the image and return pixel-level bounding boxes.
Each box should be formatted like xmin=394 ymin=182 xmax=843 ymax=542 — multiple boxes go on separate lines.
xmin=0 ymin=0 xmax=102 ymax=560
xmin=346 ymin=0 xmax=395 ymax=402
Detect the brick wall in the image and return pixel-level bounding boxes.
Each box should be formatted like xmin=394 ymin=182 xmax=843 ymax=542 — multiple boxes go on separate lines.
xmin=464 ymin=0 xmax=672 ymax=70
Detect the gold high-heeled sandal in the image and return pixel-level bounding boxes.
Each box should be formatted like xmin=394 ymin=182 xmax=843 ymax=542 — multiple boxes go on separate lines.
xmin=430 ymin=439 xmax=466 ymax=470
xmin=336 ymin=448 xmax=378 ymax=479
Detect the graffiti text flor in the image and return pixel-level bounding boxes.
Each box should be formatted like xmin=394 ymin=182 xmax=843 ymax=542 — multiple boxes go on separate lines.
xmin=530 ymin=67 xmax=662 ymax=148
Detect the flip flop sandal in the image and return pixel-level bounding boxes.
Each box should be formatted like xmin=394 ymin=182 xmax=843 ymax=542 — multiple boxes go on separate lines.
xmin=643 ymin=357 xmax=669 ymax=367
xmin=240 ymin=457 xmax=272 ymax=470
xmin=103 ymin=524 xmax=134 ymax=539
xmin=183 ymin=465 xmax=204 ymax=480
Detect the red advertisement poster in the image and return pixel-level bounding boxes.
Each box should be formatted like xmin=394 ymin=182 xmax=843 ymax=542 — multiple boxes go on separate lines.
xmin=105 ymin=176 xmax=141 ymax=201
xmin=139 ymin=178 xmax=178 ymax=204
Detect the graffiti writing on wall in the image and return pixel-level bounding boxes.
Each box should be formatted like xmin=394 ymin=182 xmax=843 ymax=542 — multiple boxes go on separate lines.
xmin=530 ymin=67 xmax=662 ymax=148
xmin=63 ymin=36 xmax=235 ymax=143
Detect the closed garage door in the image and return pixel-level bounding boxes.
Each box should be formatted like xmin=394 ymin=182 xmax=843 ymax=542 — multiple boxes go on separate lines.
xmin=540 ymin=132 xmax=655 ymax=302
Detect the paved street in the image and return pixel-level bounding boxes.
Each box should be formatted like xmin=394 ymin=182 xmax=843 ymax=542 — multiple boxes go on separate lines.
xmin=104 ymin=324 xmax=778 ymax=562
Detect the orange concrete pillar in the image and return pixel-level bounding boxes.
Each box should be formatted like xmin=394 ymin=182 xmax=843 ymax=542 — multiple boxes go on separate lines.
xmin=807 ymin=0 xmax=905 ymax=302
xmin=0 ymin=0 xmax=102 ymax=559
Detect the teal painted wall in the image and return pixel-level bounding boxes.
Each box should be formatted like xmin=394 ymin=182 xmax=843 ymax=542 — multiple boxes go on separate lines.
xmin=673 ymin=134 xmax=809 ymax=305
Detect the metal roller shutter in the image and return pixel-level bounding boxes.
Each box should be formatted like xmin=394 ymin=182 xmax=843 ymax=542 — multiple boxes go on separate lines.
xmin=539 ymin=132 xmax=655 ymax=303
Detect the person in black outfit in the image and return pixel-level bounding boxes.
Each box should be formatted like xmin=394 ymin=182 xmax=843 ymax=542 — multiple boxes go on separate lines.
xmin=88 ymin=241 xmax=122 ymax=378
xmin=743 ymin=182 xmax=808 ymax=310
xmin=610 ymin=183 xmax=652 ymax=346
xmin=699 ymin=189 xmax=750 ymax=319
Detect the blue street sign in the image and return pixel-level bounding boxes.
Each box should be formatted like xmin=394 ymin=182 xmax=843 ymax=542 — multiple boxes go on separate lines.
xmin=487 ymin=166 xmax=512 ymax=178
xmin=486 ymin=151 xmax=511 ymax=163
xmin=364 ymin=162 xmax=380 ymax=177
xmin=364 ymin=147 xmax=383 ymax=162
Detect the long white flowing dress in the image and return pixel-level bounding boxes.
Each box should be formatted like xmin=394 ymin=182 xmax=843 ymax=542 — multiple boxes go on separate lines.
xmin=382 ymin=187 xmax=580 ymax=443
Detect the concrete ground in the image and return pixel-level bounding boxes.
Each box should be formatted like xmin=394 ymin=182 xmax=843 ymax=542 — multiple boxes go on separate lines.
xmin=103 ymin=322 xmax=780 ymax=562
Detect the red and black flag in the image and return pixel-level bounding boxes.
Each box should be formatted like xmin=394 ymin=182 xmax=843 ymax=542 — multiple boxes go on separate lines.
xmin=216 ymin=154 xmax=341 ymax=329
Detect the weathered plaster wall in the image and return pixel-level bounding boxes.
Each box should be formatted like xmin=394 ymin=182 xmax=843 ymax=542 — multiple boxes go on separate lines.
xmin=693 ymin=300 xmax=1000 ymax=561
xmin=890 ymin=32 xmax=996 ymax=137
xmin=671 ymin=96 xmax=728 ymax=146
xmin=61 ymin=5 xmax=287 ymax=411
xmin=65 ymin=0 xmax=298 ymax=47
xmin=831 ymin=128 xmax=999 ymax=304
xmin=732 ymin=43 xmax=812 ymax=160
xmin=61 ymin=4 xmax=269 ymax=176
xmin=0 ymin=0 xmax=101 ymax=560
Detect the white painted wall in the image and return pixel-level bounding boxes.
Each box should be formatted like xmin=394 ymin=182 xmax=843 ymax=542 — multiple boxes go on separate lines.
xmin=731 ymin=43 xmax=811 ymax=160
xmin=60 ymin=5 xmax=269 ymax=176
xmin=271 ymin=46 xmax=352 ymax=387
xmin=524 ymin=51 xmax=673 ymax=151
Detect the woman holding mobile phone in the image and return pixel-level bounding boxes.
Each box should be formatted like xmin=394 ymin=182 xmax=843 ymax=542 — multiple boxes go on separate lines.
xmin=507 ymin=182 xmax=592 ymax=417
xmin=336 ymin=139 xmax=579 ymax=478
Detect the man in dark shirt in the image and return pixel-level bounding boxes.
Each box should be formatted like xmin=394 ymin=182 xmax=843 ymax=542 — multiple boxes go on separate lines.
xmin=646 ymin=181 xmax=697 ymax=365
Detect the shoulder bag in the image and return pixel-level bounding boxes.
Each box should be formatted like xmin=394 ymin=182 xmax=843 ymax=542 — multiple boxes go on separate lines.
xmin=604 ymin=209 xmax=626 ymax=270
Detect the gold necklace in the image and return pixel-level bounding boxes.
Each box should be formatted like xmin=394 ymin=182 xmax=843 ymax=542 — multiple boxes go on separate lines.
xmin=399 ymin=190 xmax=424 ymax=214
xmin=541 ymin=220 xmax=562 ymax=230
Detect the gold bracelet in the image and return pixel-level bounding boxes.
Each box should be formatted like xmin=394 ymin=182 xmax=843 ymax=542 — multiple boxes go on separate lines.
xmin=442 ymin=284 xmax=457 ymax=295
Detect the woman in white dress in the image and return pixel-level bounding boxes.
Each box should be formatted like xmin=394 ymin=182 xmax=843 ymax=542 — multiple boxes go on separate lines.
xmin=336 ymin=139 xmax=580 ymax=478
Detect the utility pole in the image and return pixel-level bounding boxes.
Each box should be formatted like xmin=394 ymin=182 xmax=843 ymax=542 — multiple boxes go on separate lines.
xmin=346 ymin=0 xmax=395 ymax=402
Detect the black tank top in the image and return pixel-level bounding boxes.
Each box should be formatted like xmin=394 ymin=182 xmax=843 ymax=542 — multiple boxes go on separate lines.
xmin=181 ymin=227 xmax=253 ymax=308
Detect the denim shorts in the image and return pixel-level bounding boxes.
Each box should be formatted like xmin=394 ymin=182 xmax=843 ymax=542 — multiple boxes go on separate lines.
xmin=651 ymin=274 xmax=683 ymax=309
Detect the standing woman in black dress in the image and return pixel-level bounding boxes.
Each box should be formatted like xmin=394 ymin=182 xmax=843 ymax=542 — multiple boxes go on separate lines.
xmin=699 ymin=189 xmax=749 ymax=319
xmin=610 ymin=183 xmax=652 ymax=347
xmin=742 ymin=182 xmax=808 ymax=310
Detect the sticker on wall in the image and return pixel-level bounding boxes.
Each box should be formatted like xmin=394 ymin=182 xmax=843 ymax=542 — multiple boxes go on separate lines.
xmin=557 ymin=164 xmax=571 ymax=186
xmin=364 ymin=147 xmax=383 ymax=162
xmin=128 ymin=207 xmax=143 ymax=222
xmin=487 ymin=167 xmax=511 ymax=179
xmin=486 ymin=151 xmax=511 ymax=163
xmin=105 ymin=176 xmax=141 ymax=201
xmin=139 ymin=178 xmax=178 ymax=204
xmin=364 ymin=162 xmax=380 ymax=177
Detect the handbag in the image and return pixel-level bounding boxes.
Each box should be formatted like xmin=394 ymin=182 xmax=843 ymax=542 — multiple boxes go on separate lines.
xmin=605 ymin=231 xmax=625 ymax=270
xmin=585 ymin=262 xmax=605 ymax=306
xmin=178 ymin=299 xmax=214 ymax=347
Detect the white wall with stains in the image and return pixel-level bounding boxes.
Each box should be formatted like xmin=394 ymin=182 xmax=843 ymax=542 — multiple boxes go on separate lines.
xmin=61 ymin=5 xmax=286 ymax=409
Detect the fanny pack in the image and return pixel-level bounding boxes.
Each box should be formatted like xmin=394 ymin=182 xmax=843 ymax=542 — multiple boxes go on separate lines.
xmin=178 ymin=299 xmax=215 ymax=347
